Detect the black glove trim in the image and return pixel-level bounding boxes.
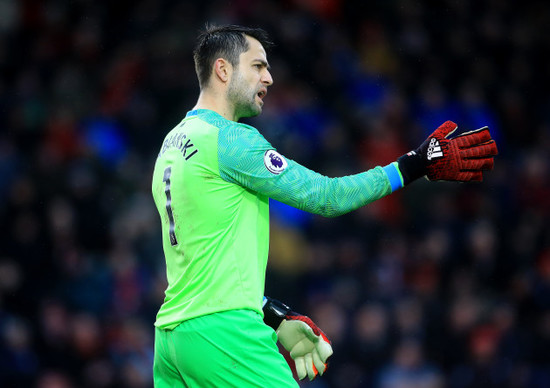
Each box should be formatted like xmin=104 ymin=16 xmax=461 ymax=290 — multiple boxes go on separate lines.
xmin=397 ymin=150 xmax=427 ymax=185
xmin=262 ymin=296 xmax=291 ymax=330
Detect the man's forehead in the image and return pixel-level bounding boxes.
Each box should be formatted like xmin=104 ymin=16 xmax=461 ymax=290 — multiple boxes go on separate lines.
xmin=244 ymin=35 xmax=267 ymax=58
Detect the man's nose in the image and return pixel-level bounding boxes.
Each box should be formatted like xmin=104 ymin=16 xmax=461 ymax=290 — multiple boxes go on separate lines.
xmin=262 ymin=70 xmax=273 ymax=86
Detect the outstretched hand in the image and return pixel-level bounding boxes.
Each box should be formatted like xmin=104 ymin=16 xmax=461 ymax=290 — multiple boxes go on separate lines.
xmin=398 ymin=121 xmax=498 ymax=183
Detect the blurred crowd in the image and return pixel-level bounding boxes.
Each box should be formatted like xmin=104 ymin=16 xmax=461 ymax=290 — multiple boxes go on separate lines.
xmin=1 ymin=0 xmax=549 ymax=387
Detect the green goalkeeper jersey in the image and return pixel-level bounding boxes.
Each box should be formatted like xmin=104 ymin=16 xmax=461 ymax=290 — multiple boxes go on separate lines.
xmin=151 ymin=109 xmax=402 ymax=329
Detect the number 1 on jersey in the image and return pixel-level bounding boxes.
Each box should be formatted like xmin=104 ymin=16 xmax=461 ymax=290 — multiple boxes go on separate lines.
xmin=163 ymin=166 xmax=178 ymax=246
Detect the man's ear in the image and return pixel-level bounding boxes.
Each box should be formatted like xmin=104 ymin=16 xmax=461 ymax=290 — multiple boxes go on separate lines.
xmin=213 ymin=58 xmax=231 ymax=83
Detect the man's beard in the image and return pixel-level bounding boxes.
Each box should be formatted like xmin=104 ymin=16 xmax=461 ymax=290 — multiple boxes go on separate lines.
xmin=227 ymin=71 xmax=261 ymax=120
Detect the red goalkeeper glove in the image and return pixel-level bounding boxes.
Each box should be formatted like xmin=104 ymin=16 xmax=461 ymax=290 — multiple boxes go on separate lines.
xmin=263 ymin=296 xmax=333 ymax=381
xmin=397 ymin=121 xmax=498 ymax=183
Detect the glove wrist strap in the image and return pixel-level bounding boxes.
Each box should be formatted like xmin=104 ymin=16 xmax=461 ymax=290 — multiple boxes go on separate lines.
xmin=397 ymin=150 xmax=427 ymax=185
xmin=262 ymin=296 xmax=291 ymax=331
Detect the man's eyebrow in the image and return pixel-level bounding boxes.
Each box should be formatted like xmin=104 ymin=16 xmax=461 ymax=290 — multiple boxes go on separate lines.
xmin=254 ymin=59 xmax=271 ymax=70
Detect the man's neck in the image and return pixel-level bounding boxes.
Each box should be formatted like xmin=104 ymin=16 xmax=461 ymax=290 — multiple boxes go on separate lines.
xmin=193 ymin=91 xmax=236 ymax=121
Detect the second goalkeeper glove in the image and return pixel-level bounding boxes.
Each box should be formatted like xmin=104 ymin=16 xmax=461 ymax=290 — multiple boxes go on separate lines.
xmin=263 ymin=296 xmax=333 ymax=381
xmin=397 ymin=121 xmax=498 ymax=184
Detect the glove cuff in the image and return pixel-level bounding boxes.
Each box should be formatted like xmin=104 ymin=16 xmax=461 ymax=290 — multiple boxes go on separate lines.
xmin=397 ymin=150 xmax=427 ymax=185
xmin=262 ymin=296 xmax=291 ymax=331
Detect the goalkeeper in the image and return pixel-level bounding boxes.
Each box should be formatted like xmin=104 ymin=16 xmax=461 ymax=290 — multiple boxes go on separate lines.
xmin=151 ymin=24 xmax=497 ymax=388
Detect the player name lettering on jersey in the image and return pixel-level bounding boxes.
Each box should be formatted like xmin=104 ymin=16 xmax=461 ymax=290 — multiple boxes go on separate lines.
xmin=158 ymin=131 xmax=198 ymax=160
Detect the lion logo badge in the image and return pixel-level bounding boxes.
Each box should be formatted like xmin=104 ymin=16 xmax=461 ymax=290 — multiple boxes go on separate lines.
xmin=264 ymin=150 xmax=288 ymax=175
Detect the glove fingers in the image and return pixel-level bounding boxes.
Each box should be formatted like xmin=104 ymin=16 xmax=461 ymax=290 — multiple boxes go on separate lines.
xmin=312 ymin=350 xmax=327 ymax=377
xmin=295 ymin=357 xmax=307 ymax=380
xmin=461 ymin=157 xmax=494 ymax=171
xmin=453 ymin=127 xmax=492 ymax=147
xmin=304 ymin=353 xmax=317 ymax=381
xmin=480 ymin=140 xmax=498 ymax=155
xmin=460 ymin=140 xmax=498 ymax=158
xmin=432 ymin=120 xmax=458 ymax=139
xmin=316 ymin=338 xmax=334 ymax=362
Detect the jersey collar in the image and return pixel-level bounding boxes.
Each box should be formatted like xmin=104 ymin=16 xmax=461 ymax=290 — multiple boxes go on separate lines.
xmin=185 ymin=109 xmax=220 ymax=118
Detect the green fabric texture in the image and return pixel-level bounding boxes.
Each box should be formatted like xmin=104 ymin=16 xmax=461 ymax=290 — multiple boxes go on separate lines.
xmin=153 ymin=310 xmax=299 ymax=388
xmin=151 ymin=109 xmax=394 ymax=330
xmin=151 ymin=111 xmax=270 ymax=329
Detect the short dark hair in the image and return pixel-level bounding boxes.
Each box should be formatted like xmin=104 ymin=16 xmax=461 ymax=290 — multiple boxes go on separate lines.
xmin=193 ymin=24 xmax=273 ymax=89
